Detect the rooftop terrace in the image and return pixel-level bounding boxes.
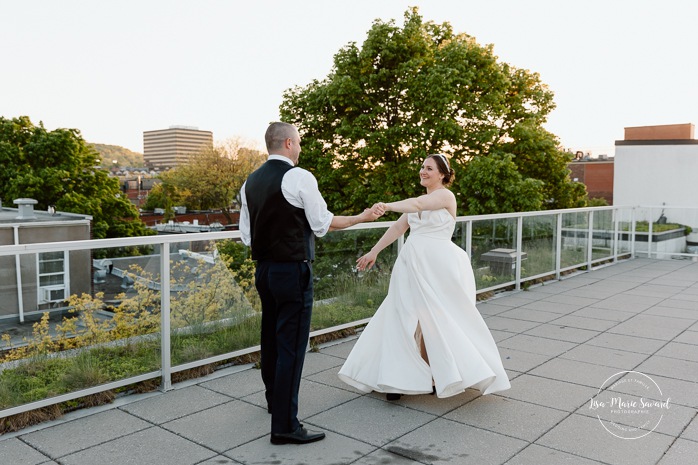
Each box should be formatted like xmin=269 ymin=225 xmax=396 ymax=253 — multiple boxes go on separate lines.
xmin=1 ymin=257 xmax=696 ymax=465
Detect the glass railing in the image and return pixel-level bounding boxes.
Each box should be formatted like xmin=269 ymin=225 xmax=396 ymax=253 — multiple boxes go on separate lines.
xmin=1 ymin=205 xmax=696 ymax=421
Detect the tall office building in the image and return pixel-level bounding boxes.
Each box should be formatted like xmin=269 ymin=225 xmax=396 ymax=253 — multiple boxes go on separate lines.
xmin=143 ymin=126 xmax=213 ymax=169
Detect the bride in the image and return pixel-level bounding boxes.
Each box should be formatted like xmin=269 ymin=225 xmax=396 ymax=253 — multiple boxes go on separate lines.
xmin=338 ymin=154 xmax=510 ymax=399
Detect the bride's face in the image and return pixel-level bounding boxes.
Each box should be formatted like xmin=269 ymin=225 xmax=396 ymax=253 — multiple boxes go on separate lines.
xmin=419 ymin=158 xmax=444 ymax=189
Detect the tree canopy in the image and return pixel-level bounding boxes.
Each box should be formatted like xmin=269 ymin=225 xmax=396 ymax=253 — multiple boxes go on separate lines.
xmin=0 ymin=116 xmax=153 ymax=239
xmin=279 ymin=7 xmax=586 ymax=215
xmin=144 ymin=139 xmax=266 ymax=223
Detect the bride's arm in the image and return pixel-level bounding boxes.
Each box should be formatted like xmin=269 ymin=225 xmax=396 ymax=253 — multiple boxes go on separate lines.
xmin=382 ymin=189 xmax=452 ymax=213
xmin=356 ymin=214 xmax=409 ymax=271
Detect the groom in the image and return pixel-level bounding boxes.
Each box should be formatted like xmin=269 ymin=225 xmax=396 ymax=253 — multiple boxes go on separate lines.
xmin=239 ymin=122 xmax=382 ymax=445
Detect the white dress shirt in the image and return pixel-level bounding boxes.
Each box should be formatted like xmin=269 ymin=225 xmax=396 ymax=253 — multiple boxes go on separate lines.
xmin=239 ymin=155 xmax=334 ymax=246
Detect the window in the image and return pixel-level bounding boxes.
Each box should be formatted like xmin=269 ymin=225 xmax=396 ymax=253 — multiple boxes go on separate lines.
xmin=38 ymin=251 xmax=69 ymax=303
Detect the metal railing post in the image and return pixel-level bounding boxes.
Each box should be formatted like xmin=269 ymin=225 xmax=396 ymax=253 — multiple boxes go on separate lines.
xmin=587 ymin=210 xmax=594 ymax=271
xmin=555 ymin=213 xmax=562 ymax=280
xmin=648 ymin=207 xmax=654 ymax=259
xmin=515 ymin=216 xmax=523 ymax=290
xmin=160 ymin=242 xmax=172 ymax=392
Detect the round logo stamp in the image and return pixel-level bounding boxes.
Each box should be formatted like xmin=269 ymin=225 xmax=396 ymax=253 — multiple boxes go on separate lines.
xmin=589 ymin=371 xmax=671 ymax=439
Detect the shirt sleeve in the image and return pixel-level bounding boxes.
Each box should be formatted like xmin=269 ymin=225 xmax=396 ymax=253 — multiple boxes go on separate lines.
xmin=238 ymin=181 xmax=251 ymax=246
xmin=282 ymin=168 xmax=334 ymax=237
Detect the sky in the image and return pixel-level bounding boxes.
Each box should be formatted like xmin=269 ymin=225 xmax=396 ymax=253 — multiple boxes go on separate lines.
xmin=3 ymin=0 xmax=698 ymax=157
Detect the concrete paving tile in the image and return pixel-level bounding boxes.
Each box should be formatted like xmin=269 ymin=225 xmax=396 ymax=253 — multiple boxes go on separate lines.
xmin=478 ymin=302 xmax=516 ymax=316
xmin=242 ymin=378 xmax=361 ymax=418
xmin=536 ymin=413 xmax=674 ymax=465
xmin=550 ymin=315 xmax=618 ymax=331
xmin=162 ymin=400 xmax=269 ymax=453
xmin=305 ymin=365 xmax=368 ymax=394
xmin=498 ymin=374 xmax=597 ymax=412
xmin=57 ymin=426 xmax=215 ymax=465
xmin=317 ymin=338 xmax=357 ymax=359
xmin=0 ymin=438 xmax=51 ymax=465
xmin=199 ymin=367 xmax=266 ymax=398
xmin=608 ymin=315 xmax=693 ymax=340
xmin=644 ymin=305 xmax=698 ymax=320
xmin=623 ymin=285 xmax=690 ymax=299
xmin=374 ymin=387 xmax=480 ymax=417
xmin=301 ymin=351 xmax=344 ymax=376
xmin=541 ymin=294 xmax=600 ymax=307
xmin=481 ymin=316 xmax=541 ymax=333
xmin=571 ymin=306 xmax=636 ymax=322
xmin=672 ymin=292 xmax=698 ymax=302
xmin=679 ymin=414 xmax=698 ymax=442
xmin=503 ymin=289 xmax=551 ymax=301
xmin=120 ymin=385 xmax=232 ymax=424
xmin=498 ymin=333 xmax=577 ymax=357
xmin=529 ymin=358 xmax=624 ymax=388
xmin=524 ymin=323 xmax=599 ymax=343
xmin=489 ymin=329 xmax=518 ymax=342
xmin=521 ymin=300 xmax=585 ymax=314
xmin=592 ymin=293 xmax=664 ymax=312
xmin=498 ymin=347 xmax=554 ymax=372
xmin=198 ymin=455 xmax=240 ymax=464
xmin=444 ymin=395 xmax=569 ymax=442
xmin=504 ymin=444 xmax=606 ymax=465
xmin=353 ymin=448 xmax=424 ymax=465
xmin=385 ymin=417 xmax=527 ymax=465
xmin=586 ymin=332 xmax=667 ymax=354
xmin=225 ymin=432 xmax=376 ymax=465
xmin=489 ymin=295 xmax=548 ymax=307
xmin=306 ymin=396 xmax=437 ymax=447
xmin=562 ymin=287 xmax=626 ymax=300
xmin=20 ymin=410 xmax=152 ymax=458
xmin=636 ymin=356 xmax=698 ymax=383
xmin=602 ymin=273 xmax=656 ymax=284
xmin=657 ymin=299 xmax=698 ymax=310
xmin=560 ymin=344 xmax=648 ymax=369
xmin=657 ymin=438 xmax=698 ymax=465
xmin=655 ymin=342 xmax=698 ymax=363
xmin=498 ymin=307 xmax=563 ymax=323
xmin=650 ymin=278 xmax=698 ymax=288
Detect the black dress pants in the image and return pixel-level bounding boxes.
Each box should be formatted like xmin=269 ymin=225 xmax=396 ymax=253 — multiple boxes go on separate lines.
xmin=255 ymin=261 xmax=313 ymax=434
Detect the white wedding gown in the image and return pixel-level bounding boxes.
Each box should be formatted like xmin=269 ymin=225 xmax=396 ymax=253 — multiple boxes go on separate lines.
xmin=338 ymin=208 xmax=510 ymax=398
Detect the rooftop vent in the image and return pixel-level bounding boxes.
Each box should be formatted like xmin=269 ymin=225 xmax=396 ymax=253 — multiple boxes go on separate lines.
xmin=14 ymin=198 xmax=38 ymax=219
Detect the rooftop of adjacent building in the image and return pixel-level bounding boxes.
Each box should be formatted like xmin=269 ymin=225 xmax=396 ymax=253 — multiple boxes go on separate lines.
xmin=0 ymin=199 xmax=92 ymax=224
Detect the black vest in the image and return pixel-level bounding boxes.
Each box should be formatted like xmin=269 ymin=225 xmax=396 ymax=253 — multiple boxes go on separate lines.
xmin=245 ymin=160 xmax=315 ymax=261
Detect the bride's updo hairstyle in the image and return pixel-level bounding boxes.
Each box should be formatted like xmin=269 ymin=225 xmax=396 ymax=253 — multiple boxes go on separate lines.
xmin=427 ymin=154 xmax=455 ymax=186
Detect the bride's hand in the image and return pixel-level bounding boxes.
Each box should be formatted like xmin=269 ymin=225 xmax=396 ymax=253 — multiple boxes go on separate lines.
xmin=356 ymin=251 xmax=378 ymax=271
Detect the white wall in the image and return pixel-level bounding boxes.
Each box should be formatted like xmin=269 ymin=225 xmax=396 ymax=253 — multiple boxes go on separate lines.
xmin=614 ymin=144 xmax=698 ymax=207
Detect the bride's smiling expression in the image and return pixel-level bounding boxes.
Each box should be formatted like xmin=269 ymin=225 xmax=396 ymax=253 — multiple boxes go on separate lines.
xmin=419 ymin=158 xmax=444 ymax=191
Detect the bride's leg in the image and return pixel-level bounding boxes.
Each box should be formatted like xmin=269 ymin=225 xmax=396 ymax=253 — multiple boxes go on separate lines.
xmin=415 ymin=322 xmax=436 ymax=394
xmin=414 ymin=322 xmax=429 ymax=365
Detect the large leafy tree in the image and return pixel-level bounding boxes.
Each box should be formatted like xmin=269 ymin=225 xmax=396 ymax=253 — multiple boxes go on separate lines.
xmin=279 ymin=8 xmax=586 ymax=215
xmin=148 ymin=139 xmax=266 ymax=223
xmin=0 ymin=116 xmax=153 ymax=238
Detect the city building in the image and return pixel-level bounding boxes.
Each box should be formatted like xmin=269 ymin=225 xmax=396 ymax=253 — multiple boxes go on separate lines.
xmin=614 ymin=123 xmax=698 ymax=244
xmin=568 ymin=155 xmax=614 ymax=204
xmin=0 ymin=199 xmax=92 ymax=323
xmin=143 ymin=126 xmax=213 ymax=169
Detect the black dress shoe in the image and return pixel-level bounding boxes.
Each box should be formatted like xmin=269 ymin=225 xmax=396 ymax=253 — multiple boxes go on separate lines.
xmin=270 ymin=426 xmax=326 ymax=445
xmin=386 ymin=393 xmax=402 ymax=401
